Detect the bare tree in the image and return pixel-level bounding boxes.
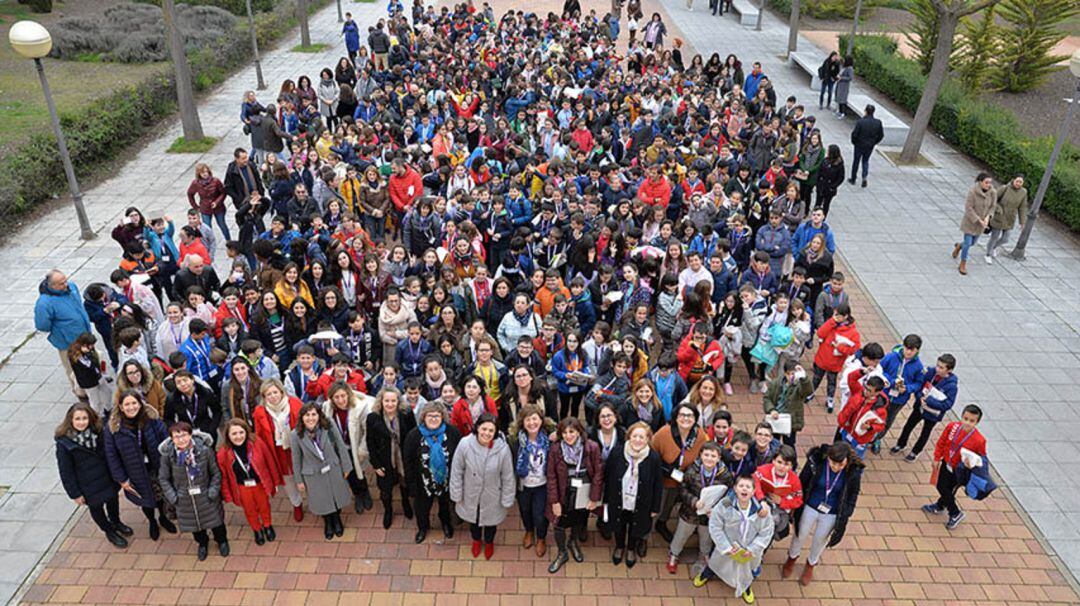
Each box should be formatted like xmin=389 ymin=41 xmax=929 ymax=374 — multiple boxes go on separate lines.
xmin=787 ymin=0 xmax=801 ymax=56
xmin=298 ymin=0 xmax=312 ymax=47
xmin=162 ymin=0 xmax=204 ymax=140
xmin=898 ymin=0 xmax=1001 ymax=163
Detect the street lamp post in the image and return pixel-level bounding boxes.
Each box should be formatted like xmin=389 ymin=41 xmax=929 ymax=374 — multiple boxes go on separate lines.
xmin=1009 ymin=49 xmax=1080 ymax=261
xmin=8 ymin=21 xmax=95 ymax=240
xmin=244 ymin=0 xmax=266 ymax=90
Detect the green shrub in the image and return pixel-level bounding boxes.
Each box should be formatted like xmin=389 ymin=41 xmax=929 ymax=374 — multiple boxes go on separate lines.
xmin=805 ymin=0 xmax=873 ymax=19
xmin=0 ymin=0 xmax=327 ymax=221
xmin=49 ymin=4 xmax=237 ymax=63
xmin=993 ymin=0 xmax=1080 ymax=92
xmin=842 ymin=34 xmax=1080 ymax=232
xmin=134 ymin=0 xmax=276 ymax=17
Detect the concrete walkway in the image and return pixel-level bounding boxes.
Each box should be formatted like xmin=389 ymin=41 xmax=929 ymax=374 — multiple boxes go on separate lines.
xmin=0 ymin=2 xmax=388 ymax=603
xmin=659 ymin=0 xmax=1080 ymax=580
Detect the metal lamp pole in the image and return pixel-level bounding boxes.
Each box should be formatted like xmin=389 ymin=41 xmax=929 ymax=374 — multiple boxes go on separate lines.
xmin=36 ymin=57 xmax=95 ymax=240
xmin=1009 ymin=71 xmax=1080 ymax=260
xmin=244 ymin=0 xmax=266 ymax=90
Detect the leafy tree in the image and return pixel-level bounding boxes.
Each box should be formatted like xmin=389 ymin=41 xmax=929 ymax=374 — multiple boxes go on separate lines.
xmin=993 ymin=0 xmax=1080 ymax=92
xmin=905 ymin=0 xmax=943 ymax=75
xmin=953 ymin=5 xmax=999 ymax=93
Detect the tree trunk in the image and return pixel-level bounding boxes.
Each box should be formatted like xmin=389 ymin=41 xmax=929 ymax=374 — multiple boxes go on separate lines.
xmin=787 ymin=0 xmax=801 ymax=56
xmin=846 ymin=0 xmax=863 ymax=58
xmin=755 ymin=0 xmax=764 ymax=30
xmin=162 ymin=0 xmax=204 ymax=141
xmin=898 ymin=9 xmax=959 ymax=163
xmin=298 ymin=0 xmax=312 ymax=47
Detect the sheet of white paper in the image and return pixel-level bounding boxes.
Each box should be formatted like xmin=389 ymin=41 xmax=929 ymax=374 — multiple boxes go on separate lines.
xmin=697 ymin=484 xmax=728 ymax=515
xmin=766 ymin=413 xmax=792 ymax=436
xmin=573 ymin=482 xmax=592 ymax=510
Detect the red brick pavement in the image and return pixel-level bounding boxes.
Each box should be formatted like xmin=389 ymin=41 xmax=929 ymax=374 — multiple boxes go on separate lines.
xmin=19 ymin=0 xmax=1080 ymax=603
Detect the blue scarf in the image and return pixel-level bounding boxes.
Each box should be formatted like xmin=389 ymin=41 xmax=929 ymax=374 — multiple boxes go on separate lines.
xmin=419 ymin=423 xmax=448 ymax=485
xmin=516 ymin=431 xmax=550 ymax=478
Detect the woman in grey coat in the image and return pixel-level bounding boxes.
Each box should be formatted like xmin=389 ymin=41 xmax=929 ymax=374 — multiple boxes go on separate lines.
xmin=450 ymin=414 xmax=516 ymax=560
xmin=158 ymin=422 xmax=228 ymax=561
xmin=834 ymin=57 xmax=854 ymax=118
xmin=292 ymin=402 xmax=354 ymax=540
xmin=318 ymin=68 xmax=340 ymax=132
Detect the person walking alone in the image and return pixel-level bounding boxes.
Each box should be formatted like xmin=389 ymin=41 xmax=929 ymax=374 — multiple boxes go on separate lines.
xmin=848 ymin=105 xmax=883 ymax=189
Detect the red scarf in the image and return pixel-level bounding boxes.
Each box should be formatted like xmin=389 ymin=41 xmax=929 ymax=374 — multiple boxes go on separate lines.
xmin=472 ymin=278 xmax=491 ymax=310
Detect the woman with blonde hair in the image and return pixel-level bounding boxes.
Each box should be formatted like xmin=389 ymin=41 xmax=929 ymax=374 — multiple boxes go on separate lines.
xmin=366 ymin=387 xmax=417 ymax=528
xmin=603 ymin=421 xmax=664 ymax=568
xmin=251 ymin=378 xmax=306 ymax=521
xmin=322 ymin=381 xmax=376 ymax=513
xmin=684 ymin=375 xmax=726 ymax=430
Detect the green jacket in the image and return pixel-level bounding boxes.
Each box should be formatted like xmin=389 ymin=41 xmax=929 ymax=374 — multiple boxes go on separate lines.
xmin=763 ymin=375 xmax=813 ymax=432
xmin=991 ymin=184 xmax=1029 ymax=231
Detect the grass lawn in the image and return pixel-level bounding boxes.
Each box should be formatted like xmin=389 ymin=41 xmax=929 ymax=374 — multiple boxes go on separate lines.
xmin=167 ymin=136 xmax=219 ymax=153
xmin=0 ymin=1 xmax=167 ymax=152
xmin=291 ymin=42 xmax=330 ymax=52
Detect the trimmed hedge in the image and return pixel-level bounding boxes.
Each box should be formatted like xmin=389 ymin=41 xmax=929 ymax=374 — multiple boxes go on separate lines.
xmin=135 ymin=0 xmax=277 ymax=17
xmin=0 ymin=0 xmax=327 ymax=220
xmin=844 ymin=35 xmax=1080 ymax=232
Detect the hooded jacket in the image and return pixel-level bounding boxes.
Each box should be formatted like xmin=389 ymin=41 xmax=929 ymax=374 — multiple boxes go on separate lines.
xmin=35 ymin=279 xmax=92 ymax=350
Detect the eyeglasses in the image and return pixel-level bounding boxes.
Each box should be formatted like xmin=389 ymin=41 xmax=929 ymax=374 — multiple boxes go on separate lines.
xmin=677 ymin=412 xmax=696 ymax=419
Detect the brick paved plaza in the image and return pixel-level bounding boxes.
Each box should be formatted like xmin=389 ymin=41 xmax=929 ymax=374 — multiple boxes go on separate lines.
xmin=5 ymin=0 xmax=1080 ymax=603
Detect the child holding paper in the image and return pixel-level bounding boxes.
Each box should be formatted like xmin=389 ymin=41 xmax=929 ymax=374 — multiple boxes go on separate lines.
xmin=892 ymin=353 xmax=958 ymax=463
xmin=762 ymin=360 xmax=813 ymax=447
xmin=693 ymin=475 xmax=775 ymax=604
xmin=835 ymin=376 xmax=888 ymax=458
xmin=923 ymin=404 xmax=986 ymax=530
xmin=667 ymin=442 xmax=733 ymax=574
xmin=753 ymin=445 xmax=803 ymax=542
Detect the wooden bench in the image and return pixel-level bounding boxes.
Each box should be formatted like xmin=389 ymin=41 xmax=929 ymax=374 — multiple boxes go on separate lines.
xmin=729 ymin=0 xmax=759 ymax=26
xmin=789 ymin=50 xmax=825 ymax=91
xmin=846 ymin=92 xmax=909 ymax=146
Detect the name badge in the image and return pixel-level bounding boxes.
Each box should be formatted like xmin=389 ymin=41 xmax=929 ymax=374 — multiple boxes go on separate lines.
xmin=816 ymin=503 xmax=831 ymax=514
xmin=188 ymin=487 xmax=202 ymax=496
xmin=243 ymin=479 xmax=258 ymax=487
xmin=670 ymin=469 xmax=685 ymax=482
xmin=622 ymin=493 xmax=637 ymax=511
xmin=571 ymin=478 xmax=583 ymax=488
xmin=143 ymin=455 xmax=150 ymax=464
xmin=320 ymin=465 xmax=331 ymax=475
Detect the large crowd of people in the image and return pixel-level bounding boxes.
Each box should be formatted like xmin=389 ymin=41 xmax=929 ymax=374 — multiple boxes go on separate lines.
xmin=34 ymin=1 xmax=996 ymax=602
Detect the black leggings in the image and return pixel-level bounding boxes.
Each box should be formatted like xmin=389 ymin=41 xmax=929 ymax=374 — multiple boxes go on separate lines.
xmin=194 ymin=524 xmax=228 ymax=546
xmin=470 ymin=523 xmax=497 ymax=543
xmin=346 ymin=470 xmax=369 ymax=495
xmin=413 ymin=491 xmax=452 ymax=531
xmin=612 ymin=510 xmax=641 ymax=550
xmin=141 ymin=505 xmax=168 ymax=522
xmin=741 ymin=347 xmax=765 ymax=381
xmin=559 ymin=392 xmax=584 ymax=420
xmin=88 ymin=496 xmax=121 ymax=532
xmin=722 ymin=359 xmax=734 ymax=383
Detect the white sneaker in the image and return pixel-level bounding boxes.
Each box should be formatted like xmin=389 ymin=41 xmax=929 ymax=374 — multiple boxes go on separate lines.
xmin=749 ymin=380 xmax=759 ymax=393
xmin=761 ymin=382 xmax=770 ymax=394
xmin=985 ymin=256 xmax=993 ymax=265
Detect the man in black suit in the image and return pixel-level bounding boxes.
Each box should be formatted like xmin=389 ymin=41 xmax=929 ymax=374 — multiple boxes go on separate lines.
xmin=849 ymin=104 xmax=885 ymax=188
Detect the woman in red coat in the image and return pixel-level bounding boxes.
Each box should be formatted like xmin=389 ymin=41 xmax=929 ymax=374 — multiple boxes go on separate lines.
xmin=186 ymin=162 xmax=230 ymax=241
xmin=252 ymin=379 xmax=306 ymax=521
xmin=811 ymin=302 xmax=860 ymax=412
xmin=218 ymin=419 xmax=282 ymax=545
xmin=450 ymin=376 xmax=498 ymax=436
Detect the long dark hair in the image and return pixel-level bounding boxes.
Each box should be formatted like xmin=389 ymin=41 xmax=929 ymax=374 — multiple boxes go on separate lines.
xmin=826 ymin=144 xmax=842 ymax=164
xmin=297 ymin=402 xmax=331 ymax=431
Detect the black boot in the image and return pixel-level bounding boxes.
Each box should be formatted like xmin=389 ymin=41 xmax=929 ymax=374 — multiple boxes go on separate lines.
xmin=264 ymin=526 xmax=276 ymax=542
xmin=197 ymin=542 xmax=209 ymax=561
xmin=324 ymin=515 xmax=335 ymax=540
xmin=218 ymin=541 xmax=230 ymax=557
xmin=415 ymin=528 xmax=428 ymax=543
xmin=569 ymin=539 xmax=584 ymax=563
xmin=105 ymin=530 xmax=128 ymax=549
xmin=441 ymin=519 xmax=454 ymax=539
xmin=254 ymin=529 xmax=266 ymax=545
xmin=401 ymin=490 xmax=414 ymax=519
xmin=548 ymin=550 xmax=569 ymax=574
xmin=656 ymin=522 xmax=673 ymax=543
xmin=626 ymin=540 xmax=638 ymax=568
xmin=636 ymin=539 xmax=648 ymax=558
xmin=359 ymin=484 xmax=374 ymax=511
xmin=612 ymin=547 xmax=623 ymax=565
xmin=333 ymin=511 xmax=344 ymax=537
xmin=111 ymin=521 xmax=134 ymax=537
xmin=382 ymin=501 xmax=394 ymax=529
xmin=148 ymin=518 xmax=161 ymax=541
xmin=158 ymin=515 xmax=177 ymax=534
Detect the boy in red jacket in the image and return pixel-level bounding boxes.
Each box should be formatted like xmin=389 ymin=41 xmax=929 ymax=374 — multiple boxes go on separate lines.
xmin=834 ymin=376 xmax=887 ymax=458
xmin=811 ymin=302 xmax=860 ymax=413
xmin=754 ymin=445 xmax=804 ymax=513
xmin=923 ymin=404 xmax=986 ymax=530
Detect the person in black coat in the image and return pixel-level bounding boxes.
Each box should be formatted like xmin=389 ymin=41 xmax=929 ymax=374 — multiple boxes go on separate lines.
xmin=849 ymin=106 xmax=884 ymax=188
xmin=173 ymin=259 xmax=222 ymax=304
xmin=165 ymin=370 xmax=222 ymax=447
xmin=366 ymin=387 xmax=417 ymax=528
xmin=814 ymin=145 xmax=846 ymax=219
xmin=785 ymin=442 xmax=864 ymax=585
xmin=602 ymin=422 xmax=664 ymax=568
xmin=224 ymin=148 xmax=266 ymax=209
xmin=104 ymin=390 xmax=178 ymax=540
xmin=403 ymin=402 xmax=462 ymax=543
xmin=56 ymin=403 xmax=131 ymax=548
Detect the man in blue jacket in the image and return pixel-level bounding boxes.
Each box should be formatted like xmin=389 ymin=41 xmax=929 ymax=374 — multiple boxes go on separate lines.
xmin=754 ymin=210 xmax=791 ymax=276
xmin=35 ymin=270 xmax=93 ymax=398
xmin=875 ymin=335 xmax=925 ymax=454
xmin=791 ymin=208 xmax=837 ymax=263
xmin=891 ymin=353 xmax=958 ymax=462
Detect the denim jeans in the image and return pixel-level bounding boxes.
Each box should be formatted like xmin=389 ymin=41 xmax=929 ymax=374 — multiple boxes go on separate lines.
xmin=518 ymin=485 xmax=549 ymax=538
xmin=819 ymin=80 xmax=835 ymax=107
xmin=959 ymin=233 xmax=980 ymax=262
xmin=201 ymin=211 xmax=232 ymax=241
xmin=609 ymin=18 xmax=619 ymax=40
xmin=851 ymin=146 xmax=872 ymax=181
